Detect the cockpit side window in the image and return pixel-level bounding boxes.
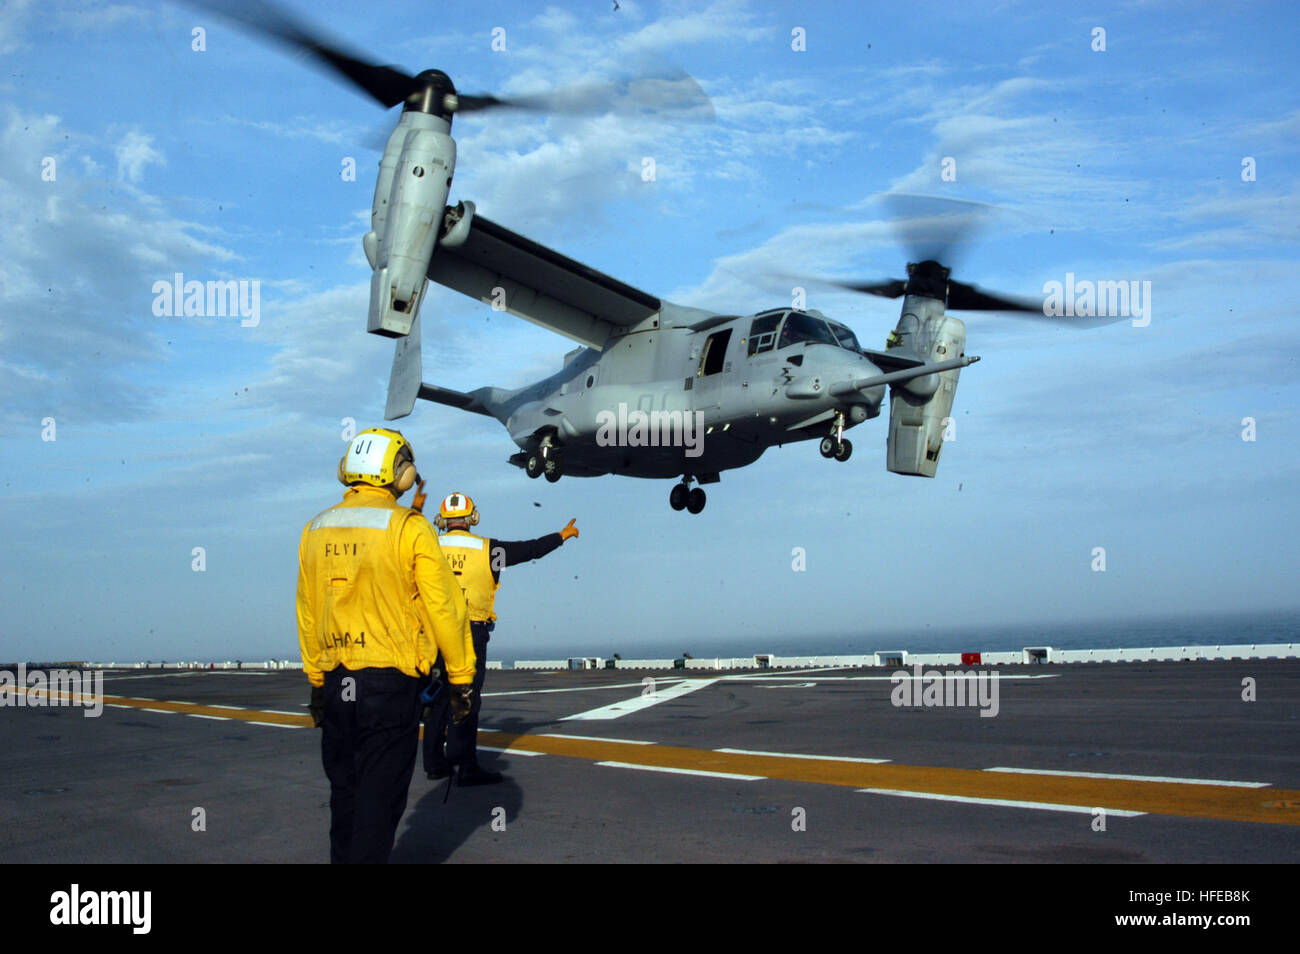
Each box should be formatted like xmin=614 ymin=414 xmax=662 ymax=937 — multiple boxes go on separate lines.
xmin=747 ymin=313 xmax=782 ymax=355
xmin=778 ymin=312 xmax=838 ymax=349
xmin=828 ymin=322 xmax=861 ymax=352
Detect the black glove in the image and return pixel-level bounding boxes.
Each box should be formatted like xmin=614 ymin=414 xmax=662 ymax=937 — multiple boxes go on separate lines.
xmin=309 ymin=685 xmax=325 ymax=728
xmin=448 ymin=683 xmax=474 ymax=724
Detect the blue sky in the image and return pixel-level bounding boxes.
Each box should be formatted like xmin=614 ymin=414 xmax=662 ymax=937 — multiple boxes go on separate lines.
xmin=2 ymin=0 xmax=1298 ymax=663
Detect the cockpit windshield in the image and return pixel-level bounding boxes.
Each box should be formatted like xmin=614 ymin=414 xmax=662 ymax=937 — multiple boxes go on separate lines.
xmin=777 ymin=312 xmax=839 ymax=350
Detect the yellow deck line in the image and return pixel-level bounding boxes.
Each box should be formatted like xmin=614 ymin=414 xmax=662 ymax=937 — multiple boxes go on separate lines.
xmin=43 ymin=690 xmax=1300 ymax=826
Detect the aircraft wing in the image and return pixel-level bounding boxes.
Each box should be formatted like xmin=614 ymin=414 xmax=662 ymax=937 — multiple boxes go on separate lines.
xmin=427 ymin=210 xmax=661 ymax=350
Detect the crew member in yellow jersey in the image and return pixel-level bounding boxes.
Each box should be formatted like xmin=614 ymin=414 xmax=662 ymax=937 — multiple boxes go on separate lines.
xmin=423 ymin=492 xmax=579 ymax=785
xmin=297 ymin=428 xmax=476 ymax=863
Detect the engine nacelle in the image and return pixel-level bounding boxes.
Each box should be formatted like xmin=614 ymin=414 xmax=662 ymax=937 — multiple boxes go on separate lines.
xmin=368 ymin=118 xmax=456 ymax=338
xmin=886 ymin=300 xmax=967 ymax=477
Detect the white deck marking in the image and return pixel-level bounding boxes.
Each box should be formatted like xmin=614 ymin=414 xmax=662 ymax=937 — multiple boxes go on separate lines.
xmin=100 ymin=671 xmax=272 ymax=679
xmin=245 ymin=720 xmax=302 ymax=729
xmin=597 ymin=761 xmax=763 ymax=781
xmin=984 ymin=767 xmax=1271 ymax=788
xmin=561 ymin=678 xmax=718 ymax=721
xmin=485 ymin=679 xmax=685 ymax=698
xmin=858 ymin=788 xmax=1146 ymax=816
xmin=541 ymin=733 xmax=656 ymax=745
xmin=140 ymin=708 xmax=172 ymax=714
xmin=715 ymin=747 xmax=890 ymax=763
xmin=187 ymin=714 xmax=229 ymax=721
xmin=478 ymin=745 xmax=546 ymax=757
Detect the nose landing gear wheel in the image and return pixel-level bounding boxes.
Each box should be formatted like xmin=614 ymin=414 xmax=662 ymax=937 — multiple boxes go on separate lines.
xmin=544 ymin=458 xmax=562 ymax=482
xmin=525 ymin=455 xmax=543 ymax=479
xmin=833 ymin=439 xmax=853 ymax=462
xmin=819 ymin=437 xmax=836 ymax=458
xmin=669 ymin=483 xmax=688 ymax=511
xmin=686 ymin=487 xmax=707 ymax=514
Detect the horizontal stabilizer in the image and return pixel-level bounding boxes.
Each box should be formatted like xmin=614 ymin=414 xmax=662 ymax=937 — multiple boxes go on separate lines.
xmin=416 ymin=383 xmax=494 ymax=417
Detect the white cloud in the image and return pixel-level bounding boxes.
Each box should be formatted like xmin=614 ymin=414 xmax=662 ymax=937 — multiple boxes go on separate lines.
xmin=114 ymin=129 xmax=165 ymax=183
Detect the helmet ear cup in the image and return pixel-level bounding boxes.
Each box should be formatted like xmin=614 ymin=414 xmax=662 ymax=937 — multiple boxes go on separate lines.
xmin=337 ymin=456 xmax=349 ymax=486
xmin=393 ymin=459 xmax=416 ymax=494
xmin=469 ymin=509 xmax=480 ymax=527
xmin=433 ymin=513 xmax=447 ymax=530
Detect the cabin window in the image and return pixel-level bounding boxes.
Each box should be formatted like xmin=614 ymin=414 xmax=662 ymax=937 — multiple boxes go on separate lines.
xmin=698 ymin=329 xmax=732 ymax=376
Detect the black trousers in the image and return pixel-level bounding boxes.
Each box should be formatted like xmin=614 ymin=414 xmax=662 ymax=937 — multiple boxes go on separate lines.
xmin=321 ymin=666 xmax=422 ymax=864
xmin=423 ymin=623 xmax=490 ymax=773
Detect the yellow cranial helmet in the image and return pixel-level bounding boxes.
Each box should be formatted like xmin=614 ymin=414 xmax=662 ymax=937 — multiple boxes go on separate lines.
xmin=435 ymin=491 xmax=478 ymax=530
xmin=338 ymin=428 xmax=417 ymax=492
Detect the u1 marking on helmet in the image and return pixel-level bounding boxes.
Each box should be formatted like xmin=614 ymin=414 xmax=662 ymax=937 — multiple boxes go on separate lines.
xmin=338 ymin=428 xmax=416 ymax=492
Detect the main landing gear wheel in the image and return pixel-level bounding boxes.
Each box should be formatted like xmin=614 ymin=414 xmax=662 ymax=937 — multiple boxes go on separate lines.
xmin=669 ymin=483 xmax=689 ymax=511
xmin=525 ymin=455 xmax=543 ymax=479
xmin=544 ymin=458 xmax=562 ymax=482
xmin=819 ymin=437 xmax=836 ymax=458
xmin=834 ymin=439 xmax=853 ymax=462
xmin=686 ymin=487 xmax=707 ymax=514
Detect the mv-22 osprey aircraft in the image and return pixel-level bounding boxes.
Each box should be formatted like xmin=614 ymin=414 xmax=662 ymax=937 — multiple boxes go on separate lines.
xmin=204 ymin=2 xmax=1073 ymax=514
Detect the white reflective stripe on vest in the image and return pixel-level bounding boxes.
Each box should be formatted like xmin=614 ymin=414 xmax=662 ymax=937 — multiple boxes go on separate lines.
xmin=308 ymin=507 xmax=395 ymax=531
xmin=439 ymin=535 xmax=484 ymax=550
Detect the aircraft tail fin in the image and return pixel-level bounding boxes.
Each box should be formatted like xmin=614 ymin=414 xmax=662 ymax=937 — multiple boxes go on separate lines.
xmin=384 ymin=312 xmax=423 ymax=420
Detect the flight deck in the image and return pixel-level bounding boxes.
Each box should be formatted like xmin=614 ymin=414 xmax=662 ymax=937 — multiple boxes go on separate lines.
xmin=2 ymin=660 xmax=1298 ymax=863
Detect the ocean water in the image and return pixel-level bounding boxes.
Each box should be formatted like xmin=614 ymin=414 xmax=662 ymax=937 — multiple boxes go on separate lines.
xmin=501 ymin=608 xmax=1300 ymax=661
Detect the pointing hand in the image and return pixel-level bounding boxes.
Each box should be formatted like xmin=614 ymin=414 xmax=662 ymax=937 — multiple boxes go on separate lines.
xmin=560 ymin=519 xmax=579 ymax=541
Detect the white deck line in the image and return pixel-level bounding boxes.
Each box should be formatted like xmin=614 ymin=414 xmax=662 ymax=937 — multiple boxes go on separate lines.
xmin=597 ymin=761 xmax=763 ymax=781
xmin=485 ymin=679 xmax=684 ymax=698
xmin=858 ymin=788 xmax=1146 ymax=816
xmin=984 ymin=767 xmax=1270 ymax=788
xmin=478 ymin=745 xmax=546 ymax=757
xmin=561 ymin=678 xmax=718 ymax=721
xmin=540 ymin=733 xmax=656 ymax=745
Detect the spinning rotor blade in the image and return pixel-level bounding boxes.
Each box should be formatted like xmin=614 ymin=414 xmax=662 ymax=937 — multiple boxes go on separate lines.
xmin=879 ymin=193 xmax=993 ymax=267
xmin=792 ymin=276 xmax=909 ymax=300
xmin=182 ymin=1 xmax=712 ymax=121
xmin=184 ymin=0 xmax=421 ymax=108
xmin=456 ymin=68 xmax=714 ymax=120
xmin=946 ymin=280 xmax=1040 ymax=313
